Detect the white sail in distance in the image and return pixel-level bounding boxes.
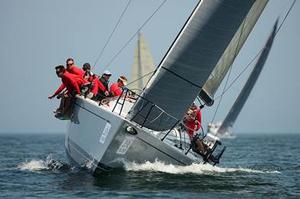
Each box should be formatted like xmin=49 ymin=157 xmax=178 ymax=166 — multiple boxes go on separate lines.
xmin=130 ymin=0 xmax=266 ymax=131
xmin=128 ymin=32 xmax=155 ymax=93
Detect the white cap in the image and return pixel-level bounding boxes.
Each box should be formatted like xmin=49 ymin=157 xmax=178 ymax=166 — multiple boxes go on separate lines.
xmin=103 ymin=70 xmax=112 ymax=76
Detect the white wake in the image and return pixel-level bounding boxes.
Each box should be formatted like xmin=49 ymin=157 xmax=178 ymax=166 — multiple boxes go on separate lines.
xmin=124 ymin=161 xmax=280 ymax=174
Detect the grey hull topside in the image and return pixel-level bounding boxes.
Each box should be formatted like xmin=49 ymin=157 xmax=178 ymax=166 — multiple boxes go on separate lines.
xmin=65 ymin=97 xmax=201 ymax=174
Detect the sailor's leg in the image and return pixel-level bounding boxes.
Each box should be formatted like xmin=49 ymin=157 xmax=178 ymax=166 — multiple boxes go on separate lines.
xmin=195 ymin=139 xmax=206 ymax=154
xmin=56 ymin=94 xmax=66 ymax=113
xmin=62 ymin=95 xmax=70 ymax=115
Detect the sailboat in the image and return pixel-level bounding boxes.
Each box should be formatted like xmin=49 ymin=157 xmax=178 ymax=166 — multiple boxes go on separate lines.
xmin=208 ymin=28 xmax=277 ymax=138
xmin=208 ymin=20 xmax=279 ymax=139
xmin=62 ymin=0 xmax=272 ymax=175
xmin=128 ymin=32 xmax=155 ymax=93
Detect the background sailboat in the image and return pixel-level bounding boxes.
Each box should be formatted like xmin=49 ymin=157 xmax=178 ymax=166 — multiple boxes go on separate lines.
xmin=128 ymin=32 xmax=155 ymax=93
xmin=209 ymin=20 xmax=278 ymax=138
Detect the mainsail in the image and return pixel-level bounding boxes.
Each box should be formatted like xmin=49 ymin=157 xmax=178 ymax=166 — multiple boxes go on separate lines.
xmin=200 ymin=0 xmax=268 ymax=103
xmin=128 ymin=32 xmax=155 ymax=92
xmin=130 ymin=0 xmax=266 ymax=131
xmin=217 ymin=20 xmax=278 ymax=135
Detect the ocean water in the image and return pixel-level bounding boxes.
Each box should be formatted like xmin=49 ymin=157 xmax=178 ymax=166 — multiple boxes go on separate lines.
xmin=0 ymin=133 xmax=299 ymax=198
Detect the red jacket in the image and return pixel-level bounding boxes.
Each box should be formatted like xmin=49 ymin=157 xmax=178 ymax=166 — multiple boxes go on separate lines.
xmin=67 ymin=65 xmax=84 ymax=77
xmin=90 ymin=76 xmax=107 ymax=95
xmin=184 ymin=107 xmax=202 ymax=140
xmin=110 ymin=82 xmax=122 ymax=97
xmin=53 ymin=72 xmax=87 ymax=96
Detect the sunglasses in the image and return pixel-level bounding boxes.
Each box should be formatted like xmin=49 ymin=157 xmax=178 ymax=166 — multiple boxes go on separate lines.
xmin=67 ymin=62 xmax=74 ymax=66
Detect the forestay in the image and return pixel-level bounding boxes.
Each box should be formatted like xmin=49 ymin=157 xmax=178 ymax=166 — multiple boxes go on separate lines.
xmin=130 ymin=0 xmax=261 ymax=131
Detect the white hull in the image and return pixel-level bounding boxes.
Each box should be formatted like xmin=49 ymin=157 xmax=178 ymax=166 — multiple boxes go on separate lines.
xmin=65 ymin=96 xmax=202 ymax=175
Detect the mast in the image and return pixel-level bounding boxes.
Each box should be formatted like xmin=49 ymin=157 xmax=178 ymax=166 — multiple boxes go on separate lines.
xmin=217 ymin=20 xmax=278 ymax=135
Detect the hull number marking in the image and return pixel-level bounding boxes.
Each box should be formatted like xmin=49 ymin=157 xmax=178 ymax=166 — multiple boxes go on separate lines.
xmin=116 ymin=137 xmax=135 ymax=155
xmin=99 ymin=122 xmax=111 ymax=144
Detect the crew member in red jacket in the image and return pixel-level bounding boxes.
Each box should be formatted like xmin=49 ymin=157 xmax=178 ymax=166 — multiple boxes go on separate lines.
xmin=183 ymin=103 xmax=206 ymax=154
xmin=48 ymin=65 xmax=86 ymax=99
xmin=81 ymin=63 xmax=109 ymax=100
xmin=88 ymin=75 xmax=109 ymax=100
xmin=184 ymin=103 xmax=202 ymax=140
xmin=48 ymin=65 xmax=86 ymax=118
xmin=66 ymin=58 xmax=84 ymax=77
xmin=110 ymin=76 xmax=127 ymax=97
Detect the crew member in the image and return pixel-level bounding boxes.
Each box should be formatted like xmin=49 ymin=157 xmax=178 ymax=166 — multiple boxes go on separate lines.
xmin=110 ymin=76 xmax=127 ymax=97
xmin=82 ymin=62 xmax=94 ymax=81
xmin=81 ymin=63 xmax=110 ymax=100
xmin=66 ymin=58 xmax=84 ymax=77
xmin=48 ymin=65 xmax=87 ymax=117
xmin=99 ymin=70 xmax=112 ymax=91
xmin=91 ymin=76 xmax=109 ymax=100
xmin=183 ymin=103 xmax=206 ymax=154
xmin=184 ymin=103 xmax=201 ymax=139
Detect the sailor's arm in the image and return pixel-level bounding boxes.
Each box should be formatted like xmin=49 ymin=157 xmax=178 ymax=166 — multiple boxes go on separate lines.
xmin=48 ymin=83 xmax=66 ymax=99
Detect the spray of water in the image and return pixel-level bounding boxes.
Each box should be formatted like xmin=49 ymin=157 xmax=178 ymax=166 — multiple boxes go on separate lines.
xmin=17 ymin=154 xmax=71 ymax=172
xmin=124 ymin=160 xmax=280 ymax=174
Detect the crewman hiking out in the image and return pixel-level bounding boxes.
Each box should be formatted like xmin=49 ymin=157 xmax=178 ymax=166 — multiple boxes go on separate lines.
xmin=48 ymin=65 xmax=87 ymax=119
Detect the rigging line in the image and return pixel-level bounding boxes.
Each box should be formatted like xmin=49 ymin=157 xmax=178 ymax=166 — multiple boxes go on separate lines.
xmin=210 ymin=64 xmax=233 ymax=123
xmin=126 ymin=70 xmax=155 ymax=87
xmin=211 ymin=17 xmax=247 ymax=123
xmin=93 ymin=0 xmax=132 ymax=68
xmin=214 ymin=0 xmax=296 ymax=101
xmin=214 ymin=49 xmax=262 ymax=101
xmin=103 ymin=0 xmax=167 ymax=70
xmin=276 ymin=0 xmax=296 ymax=34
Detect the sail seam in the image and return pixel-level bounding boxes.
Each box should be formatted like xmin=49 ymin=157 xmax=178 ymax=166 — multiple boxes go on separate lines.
xmin=161 ymin=66 xmax=202 ymax=89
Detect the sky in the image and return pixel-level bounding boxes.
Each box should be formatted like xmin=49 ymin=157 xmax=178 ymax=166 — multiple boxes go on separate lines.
xmin=0 ymin=0 xmax=299 ymax=134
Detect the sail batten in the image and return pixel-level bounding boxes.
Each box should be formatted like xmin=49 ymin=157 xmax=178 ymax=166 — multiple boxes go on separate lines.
xmin=130 ymin=0 xmax=264 ymax=131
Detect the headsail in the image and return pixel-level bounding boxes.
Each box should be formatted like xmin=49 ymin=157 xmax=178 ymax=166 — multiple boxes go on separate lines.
xmin=200 ymin=0 xmax=268 ymax=103
xmin=128 ymin=32 xmax=155 ymax=92
xmin=217 ymin=20 xmax=278 ymax=135
xmin=130 ymin=0 xmax=262 ymax=131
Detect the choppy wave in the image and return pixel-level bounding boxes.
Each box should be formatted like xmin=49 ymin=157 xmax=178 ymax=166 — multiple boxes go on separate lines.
xmin=17 ymin=154 xmax=71 ymax=172
xmin=125 ymin=161 xmax=280 ymax=174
